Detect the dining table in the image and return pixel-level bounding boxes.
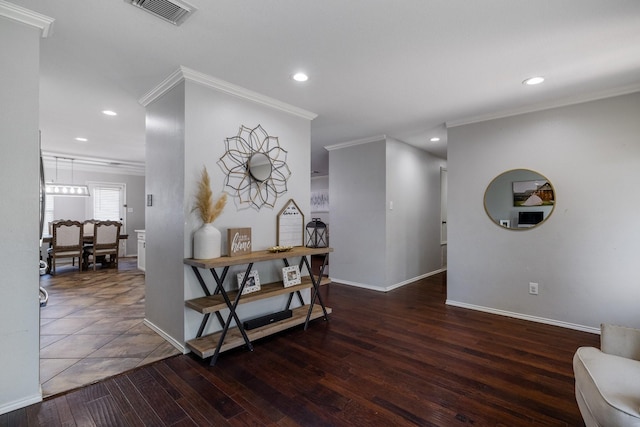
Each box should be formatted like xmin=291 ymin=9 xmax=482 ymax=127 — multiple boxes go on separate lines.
xmin=41 ymin=233 xmax=129 ymax=272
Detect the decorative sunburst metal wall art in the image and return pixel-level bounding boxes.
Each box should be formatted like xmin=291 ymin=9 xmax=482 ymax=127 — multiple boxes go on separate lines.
xmin=219 ymin=124 xmax=291 ymax=210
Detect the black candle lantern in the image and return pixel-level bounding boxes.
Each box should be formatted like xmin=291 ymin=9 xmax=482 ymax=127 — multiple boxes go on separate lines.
xmin=305 ymin=218 xmax=328 ymax=248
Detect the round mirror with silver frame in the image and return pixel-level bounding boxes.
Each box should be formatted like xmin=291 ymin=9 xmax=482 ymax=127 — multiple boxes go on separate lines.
xmin=484 ymin=169 xmax=555 ymax=230
xmin=248 ymin=152 xmax=272 ymax=182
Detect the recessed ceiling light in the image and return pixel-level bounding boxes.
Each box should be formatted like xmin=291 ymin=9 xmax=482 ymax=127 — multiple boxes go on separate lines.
xmin=523 ymin=76 xmax=545 ymax=86
xmin=102 ymin=110 xmax=117 ymax=116
xmin=292 ymin=72 xmax=309 ymax=82
xmin=430 ymin=137 xmax=440 ymax=142
xmin=75 ymin=137 xmax=88 ymax=142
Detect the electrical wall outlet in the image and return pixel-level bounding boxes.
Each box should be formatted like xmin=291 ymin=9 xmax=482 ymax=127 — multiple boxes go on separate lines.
xmin=529 ymin=282 xmax=539 ymax=295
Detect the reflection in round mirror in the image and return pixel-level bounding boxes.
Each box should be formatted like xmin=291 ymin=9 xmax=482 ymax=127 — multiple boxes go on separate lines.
xmin=484 ymin=169 xmax=555 ymax=230
xmin=248 ymin=153 xmax=272 ymax=182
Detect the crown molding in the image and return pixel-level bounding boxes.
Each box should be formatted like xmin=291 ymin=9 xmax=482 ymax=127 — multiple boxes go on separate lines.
xmin=139 ymin=66 xmax=318 ymax=120
xmin=324 ymin=134 xmax=386 ymax=151
xmin=446 ymin=84 xmax=640 ymax=128
xmin=42 ymin=152 xmax=145 ymax=176
xmin=0 ymin=0 xmax=54 ymax=37
xmin=138 ymin=67 xmax=184 ymax=107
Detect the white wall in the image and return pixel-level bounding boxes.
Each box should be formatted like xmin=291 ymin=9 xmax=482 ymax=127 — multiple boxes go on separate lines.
xmin=329 ymin=139 xmax=388 ymax=288
xmin=42 ymin=166 xmax=145 ymax=255
xmin=182 ymin=79 xmax=313 ymax=340
xmin=386 ymin=138 xmax=447 ymax=285
xmin=144 ymin=82 xmax=186 ymax=348
xmin=329 ymin=137 xmax=446 ymax=291
xmin=143 ymin=69 xmax=315 ymax=347
xmin=0 ymin=12 xmax=45 ymax=414
xmin=447 ymin=92 xmax=640 ymax=331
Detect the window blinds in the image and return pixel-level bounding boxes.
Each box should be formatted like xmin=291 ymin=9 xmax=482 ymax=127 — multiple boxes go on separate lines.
xmin=93 ymin=186 xmax=121 ymax=221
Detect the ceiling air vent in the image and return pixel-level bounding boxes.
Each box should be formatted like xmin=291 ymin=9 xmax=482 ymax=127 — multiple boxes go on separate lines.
xmin=127 ymin=0 xmax=196 ymax=26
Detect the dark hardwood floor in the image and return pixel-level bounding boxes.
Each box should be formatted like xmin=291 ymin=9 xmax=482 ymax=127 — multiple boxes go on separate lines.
xmin=2 ymin=272 xmax=598 ymax=426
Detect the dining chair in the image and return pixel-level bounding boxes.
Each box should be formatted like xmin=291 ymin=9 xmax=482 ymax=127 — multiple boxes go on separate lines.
xmin=82 ymin=219 xmax=97 ymax=237
xmin=47 ymin=220 xmax=84 ymax=275
xmin=47 ymin=219 xmax=86 ymax=267
xmin=83 ymin=221 xmax=121 ymax=271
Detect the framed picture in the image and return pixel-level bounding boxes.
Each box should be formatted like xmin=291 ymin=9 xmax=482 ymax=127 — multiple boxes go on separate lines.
xmin=311 ymin=190 xmax=329 ymax=212
xmin=512 ymin=180 xmax=555 ymax=207
xmin=237 ymin=270 xmax=261 ymax=295
xmin=282 ymin=265 xmax=301 ymax=288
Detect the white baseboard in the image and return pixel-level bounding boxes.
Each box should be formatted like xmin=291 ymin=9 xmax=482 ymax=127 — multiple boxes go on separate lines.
xmin=329 ymin=278 xmax=383 ymax=291
xmin=0 ymin=392 xmax=42 ymax=416
xmin=143 ymin=318 xmax=187 ymax=354
xmin=331 ymin=267 xmax=447 ymax=293
xmin=445 ymin=300 xmax=600 ymax=334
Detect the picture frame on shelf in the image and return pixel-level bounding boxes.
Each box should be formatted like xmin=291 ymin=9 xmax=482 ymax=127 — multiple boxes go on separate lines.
xmin=282 ymin=265 xmax=301 ymax=288
xmin=237 ymin=270 xmax=261 ymax=295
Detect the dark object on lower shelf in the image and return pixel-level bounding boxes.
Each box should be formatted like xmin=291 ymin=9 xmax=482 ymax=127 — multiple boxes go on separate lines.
xmin=244 ymin=309 xmax=293 ymax=330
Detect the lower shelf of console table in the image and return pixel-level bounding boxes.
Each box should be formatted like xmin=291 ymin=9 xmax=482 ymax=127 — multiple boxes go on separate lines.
xmin=186 ymin=305 xmax=331 ymax=358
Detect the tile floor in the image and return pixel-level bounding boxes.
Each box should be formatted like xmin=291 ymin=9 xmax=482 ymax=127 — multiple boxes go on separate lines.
xmin=39 ymin=258 xmax=180 ymax=398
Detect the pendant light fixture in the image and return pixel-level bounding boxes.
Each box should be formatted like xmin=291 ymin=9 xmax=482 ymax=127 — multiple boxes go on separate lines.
xmin=45 ymin=157 xmax=90 ymax=197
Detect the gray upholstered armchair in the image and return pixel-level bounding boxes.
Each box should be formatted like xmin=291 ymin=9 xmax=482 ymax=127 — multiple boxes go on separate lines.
xmin=573 ymin=324 xmax=640 ymax=426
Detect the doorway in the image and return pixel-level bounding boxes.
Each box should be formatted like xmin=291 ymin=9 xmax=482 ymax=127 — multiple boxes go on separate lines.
xmin=39 ymin=181 xmax=179 ymax=397
xmin=440 ymin=167 xmax=447 ymax=267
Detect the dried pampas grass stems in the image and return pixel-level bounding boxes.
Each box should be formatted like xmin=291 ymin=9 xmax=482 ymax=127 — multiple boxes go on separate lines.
xmin=194 ymin=166 xmax=226 ymax=223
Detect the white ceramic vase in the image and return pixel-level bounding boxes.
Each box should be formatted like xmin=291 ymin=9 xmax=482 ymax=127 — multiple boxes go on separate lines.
xmin=193 ymin=223 xmax=221 ymax=259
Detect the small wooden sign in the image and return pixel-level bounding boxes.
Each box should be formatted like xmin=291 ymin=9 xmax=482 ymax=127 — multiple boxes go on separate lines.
xmin=227 ymin=227 xmax=252 ymax=257
xmin=277 ymin=199 xmax=304 ymax=247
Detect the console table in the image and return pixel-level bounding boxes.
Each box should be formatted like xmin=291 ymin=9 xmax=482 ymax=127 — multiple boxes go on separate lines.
xmin=184 ymin=246 xmax=332 ymax=365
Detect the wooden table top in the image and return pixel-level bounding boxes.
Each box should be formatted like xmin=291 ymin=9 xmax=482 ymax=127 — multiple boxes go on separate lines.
xmin=184 ymin=246 xmax=332 ymax=269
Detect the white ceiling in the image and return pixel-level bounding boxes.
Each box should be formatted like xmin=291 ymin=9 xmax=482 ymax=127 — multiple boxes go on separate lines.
xmin=10 ymin=0 xmax=640 ymax=176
